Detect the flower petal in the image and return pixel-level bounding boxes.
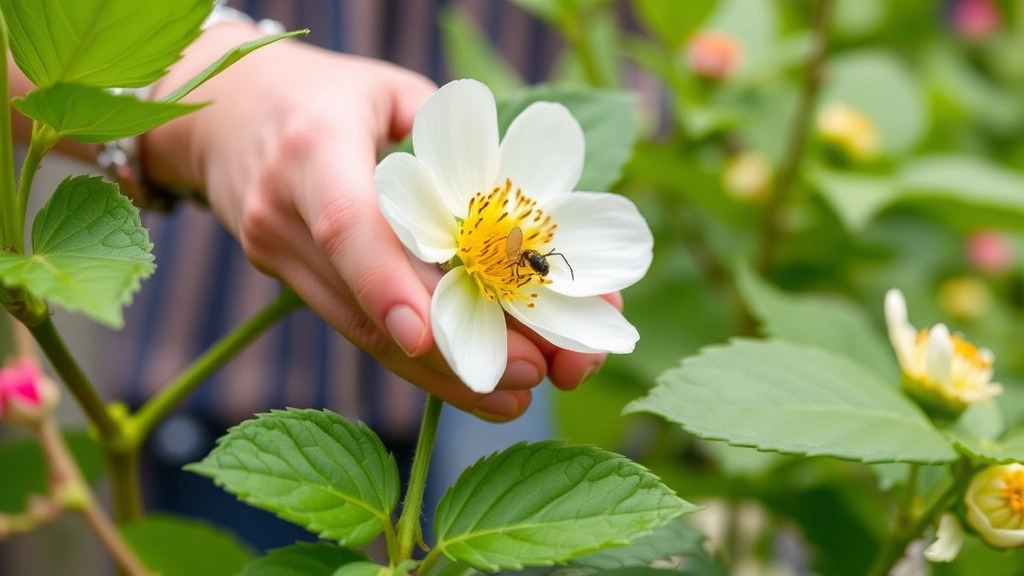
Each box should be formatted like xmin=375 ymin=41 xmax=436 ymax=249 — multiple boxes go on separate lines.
xmin=503 ymin=289 xmax=638 ymax=354
xmin=539 ymin=192 xmax=653 ymax=297
xmin=376 ymin=152 xmax=457 ymax=263
xmin=884 ymin=289 xmax=917 ymax=371
xmin=497 ymin=102 xmax=585 ymax=203
xmin=431 ymin=267 xmax=507 ymax=393
xmin=924 ymin=514 xmax=964 ymax=563
xmin=925 ymin=324 xmax=953 ymax=388
xmin=413 ymin=79 xmax=499 ymax=218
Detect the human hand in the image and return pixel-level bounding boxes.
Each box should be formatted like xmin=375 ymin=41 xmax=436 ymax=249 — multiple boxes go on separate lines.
xmin=143 ymin=22 xmax=611 ymax=420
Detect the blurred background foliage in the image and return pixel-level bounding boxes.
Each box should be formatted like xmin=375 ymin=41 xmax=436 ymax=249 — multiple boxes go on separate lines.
xmin=441 ymin=0 xmax=1024 ymax=573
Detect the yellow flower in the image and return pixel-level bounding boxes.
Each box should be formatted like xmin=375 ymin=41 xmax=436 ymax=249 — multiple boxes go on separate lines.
xmin=816 ymin=102 xmax=880 ymax=161
xmin=722 ymin=152 xmax=772 ymax=203
xmin=884 ymin=289 xmax=1001 ymax=420
xmin=966 ymin=464 xmax=1024 ymax=549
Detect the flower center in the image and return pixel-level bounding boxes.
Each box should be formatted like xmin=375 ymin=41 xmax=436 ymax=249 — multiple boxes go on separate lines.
xmin=1002 ymin=469 xmax=1024 ymax=518
xmin=456 ymin=178 xmax=556 ymax=306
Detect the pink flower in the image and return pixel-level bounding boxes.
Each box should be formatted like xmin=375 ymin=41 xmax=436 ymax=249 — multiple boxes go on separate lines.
xmin=966 ymin=230 xmax=1014 ymax=273
xmin=951 ymin=0 xmax=1001 ymax=41
xmin=0 ymin=358 xmax=57 ymax=425
xmin=686 ymin=32 xmax=741 ymax=80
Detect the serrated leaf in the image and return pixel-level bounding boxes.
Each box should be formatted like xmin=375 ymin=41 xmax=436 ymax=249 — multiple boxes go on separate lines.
xmin=736 ymin=265 xmax=898 ymax=382
xmin=186 ymin=409 xmax=400 ymax=547
xmin=439 ymin=7 xmax=523 ymax=99
xmin=625 ymin=339 xmax=957 ymax=464
xmin=1 ymin=0 xmax=211 ymax=88
xmin=498 ymin=86 xmax=637 ymax=192
xmin=565 ymin=516 xmax=711 ymax=572
xmin=13 ymin=83 xmax=203 ymax=143
xmin=240 ymin=543 xmax=367 ymax=576
xmin=120 ymin=514 xmax=254 ymax=576
xmin=0 ymin=176 xmax=154 ymax=328
xmin=160 ymin=30 xmax=309 ymax=103
xmin=434 ymin=441 xmax=695 ymax=572
xmin=0 ymin=431 xmax=103 ymax=513
xmin=952 ymin=426 xmax=1024 ymax=464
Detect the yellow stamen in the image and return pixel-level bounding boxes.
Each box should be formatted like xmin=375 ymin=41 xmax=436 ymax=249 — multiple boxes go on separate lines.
xmin=1003 ymin=469 xmax=1024 ymax=517
xmin=457 ymin=178 xmax=556 ymax=307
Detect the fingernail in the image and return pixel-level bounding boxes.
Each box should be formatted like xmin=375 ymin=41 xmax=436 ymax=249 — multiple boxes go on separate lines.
xmin=501 ymin=360 xmax=541 ymax=387
xmin=580 ymin=363 xmax=601 ymax=384
xmin=471 ymin=391 xmax=520 ymax=422
xmin=385 ymin=305 xmax=425 ymax=356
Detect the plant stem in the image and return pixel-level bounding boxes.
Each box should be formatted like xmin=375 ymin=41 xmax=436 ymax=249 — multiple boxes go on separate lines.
xmin=0 ymin=9 xmax=20 ymax=252
xmin=562 ymin=14 xmax=608 ymax=88
xmin=17 ymin=123 xmax=58 ymax=240
xmin=28 ymin=317 xmax=119 ymax=437
xmin=130 ymin=287 xmax=304 ymax=440
xmin=755 ymin=0 xmax=834 ymax=275
xmin=107 ymin=450 xmax=143 ymax=523
xmin=398 ymin=394 xmax=444 ymax=566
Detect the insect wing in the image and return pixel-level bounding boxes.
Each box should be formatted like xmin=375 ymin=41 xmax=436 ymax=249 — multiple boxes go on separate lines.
xmin=505 ymin=226 xmax=523 ymax=261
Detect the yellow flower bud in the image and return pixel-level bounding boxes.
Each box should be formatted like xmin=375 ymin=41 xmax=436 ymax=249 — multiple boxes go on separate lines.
xmin=817 ymin=102 xmax=880 ymax=161
xmin=966 ymin=464 xmax=1024 ymax=549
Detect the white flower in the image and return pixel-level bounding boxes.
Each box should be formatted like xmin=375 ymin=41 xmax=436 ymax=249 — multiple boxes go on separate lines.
xmin=884 ymin=288 xmax=1001 ymax=418
xmin=375 ymin=79 xmax=653 ymax=393
xmin=923 ymin=514 xmax=964 ymax=562
xmin=965 ymin=463 xmax=1024 ymax=549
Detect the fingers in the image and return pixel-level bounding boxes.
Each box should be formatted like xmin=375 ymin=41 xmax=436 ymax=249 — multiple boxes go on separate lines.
xmin=384 ymin=68 xmax=437 ymax=142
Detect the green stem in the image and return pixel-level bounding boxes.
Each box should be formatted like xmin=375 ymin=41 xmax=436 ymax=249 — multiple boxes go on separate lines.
xmin=28 ymin=317 xmax=119 ymax=437
xmin=398 ymin=394 xmax=444 ymax=567
xmin=562 ymin=16 xmax=608 ymax=88
xmin=17 ymin=122 xmax=58 ymax=240
xmin=107 ymin=450 xmax=143 ymax=524
xmin=0 ymin=9 xmax=19 ymax=252
xmin=755 ymin=0 xmax=834 ymax=275
xmin=131 ymin=287 xmax=304 ymax=440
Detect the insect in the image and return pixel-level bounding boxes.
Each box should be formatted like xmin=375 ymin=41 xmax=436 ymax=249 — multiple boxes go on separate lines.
xmin=505 ymin=226 xmax=574 ymax=280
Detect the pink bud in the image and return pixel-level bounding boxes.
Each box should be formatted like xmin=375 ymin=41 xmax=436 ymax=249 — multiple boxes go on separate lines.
xmin=966 ymin=230 xmax=1014 ymax=273
xmin=0 ymin=358 xmax=57 ymax=425
xmin=951 ymin=0 xmax=1001 ymax=41
xmin=686 ymin=32 xmax=741 ymax=80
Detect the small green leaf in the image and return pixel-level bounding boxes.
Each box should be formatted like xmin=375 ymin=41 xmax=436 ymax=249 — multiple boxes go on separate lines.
xmin=810 ymin=167 xmax=895 ymax=232
xmin=0 ymin=431 xmax=103 ymax=513
xmin=13 ymin=83 xmax=203 ymax=143
xmin=0 ymin=176 xmax=155 ymax=328
xmin=333 ymin=561 xmax=390 ymax=576
xmin=240 ymin=543 xmax=367 ymax=576
xmin=434 ymin=441 xmax=695 ymax=572
xmin=120 ymin=514 xmax=254 ymax=576
xmin=160 ymin=30 xmax=309 ymax=104
xmin=186 ymin=409 xmax=400 ymax=547
xmin=2 ymin=0 xmax=211 ymax=88
xmin=498 ymin=86 xmax=637 ymax=192
xmin=952 ymin=426 xmax=1024 ymax=464
xmin=439 ymin=7 xmax=523 ymax=99
xmin=736 ymin=265 xmax=898 ymax=382
xmin=632 ymin=0 xmax=716 ymax=48
xmin=625 ymin=339 xmax=957 ymax=464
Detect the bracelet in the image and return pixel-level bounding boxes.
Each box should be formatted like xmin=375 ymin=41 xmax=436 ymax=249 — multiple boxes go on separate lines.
xmin=96 ymin=3 xmax=284 ymax=211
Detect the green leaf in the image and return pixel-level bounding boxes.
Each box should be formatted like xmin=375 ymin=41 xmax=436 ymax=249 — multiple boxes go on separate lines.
xmin=438 ymin=7 xmax=523 ymax=99
xmin=632 ymin=0 xmax=716 ymax=48
xmin=13 ymin=83 xmax=203 ymax=143
xmin=120 ymin=514 xmax=254 ymax=576
xmin=810 ymin=167 xmax=895 ymax=232
xmin=186 ymin=409 xmax=400 ymax=547
xmin=0 ymin=431 xmax=103 ymax=513
xmin=333 ymin=561 xmax=390 ymax=576
xmin=952 ymin=426 xmax=1024 ymax=464
xmin=564 ymin=517 xmax=715 ymax=573
xmin=239 ymin=543 xmax=367 ymax=576
xmin=159 ymin=30 xmax=309 ymax=104
xmin=625 ymin=339 xmax=957 ymax=464
xmin=736 ymin=265 xmax=898 ymax=382
xmin=434 ymin=441 xmax=695 ymax=572
xmin=0 ymin=176 xmax=155 ymax=328
xmin=2 ymin=0 xmax=211 ymax=88
xmin=820 ymin=51 xmax=927 ymax=155
xmin=498 ymin=85 xmax=637 ymax=192
xmin=705 ymin=0 xmax=778 ymax=78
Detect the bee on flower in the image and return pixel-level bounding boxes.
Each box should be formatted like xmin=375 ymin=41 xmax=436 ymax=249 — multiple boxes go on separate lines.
xmin=965 ymin=463 xmax=1024 ymax=549
xmin=884 ymin=289 xmax=1002 ymax=421
xmin=375 ymin=80 xmax=653 ymax=393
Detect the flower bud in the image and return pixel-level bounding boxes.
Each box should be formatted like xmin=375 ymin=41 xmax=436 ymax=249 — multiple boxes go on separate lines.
xmin=0 ymin=358 xmax=58 ymax=426
xmin=950 ymin=0 xmax=1001 ymax=41
xmin=816 ymin=102 xmax=880 ymax=162
xmin=686 ymin=32 xmax=741 ymax=80
xmin=722 ymin=152 xmax=773 ymax=203
xmin=966 ymin=464 xmax=1024 ymax=549
xmin=937 ymin=276 xmax=991 ymax=321
xmin=966 ymin=229 xmax=1014 ymax=274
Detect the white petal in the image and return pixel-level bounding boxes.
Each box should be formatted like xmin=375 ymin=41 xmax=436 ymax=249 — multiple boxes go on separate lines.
xmin=376 ymin=152 xmax=457 ymax=263
xmin=413 ymin=79 xmax=499 ymax=218
xmin=925 ymin=324 xmax=953 ymax=388
xmin=884 ymin=289 xmax=917 ymax=370
xmin=924 ymin=514 xmax=964 ymax=563
xmin=497 ymin=102 xmax=584 ymax=203
xmin=538 ymin=192 xmax=653 ymax=297
xmin=431 ymin=267 xmax=507 ymax=393
xmin=503 ymin=289 xmax=638 ymax=354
